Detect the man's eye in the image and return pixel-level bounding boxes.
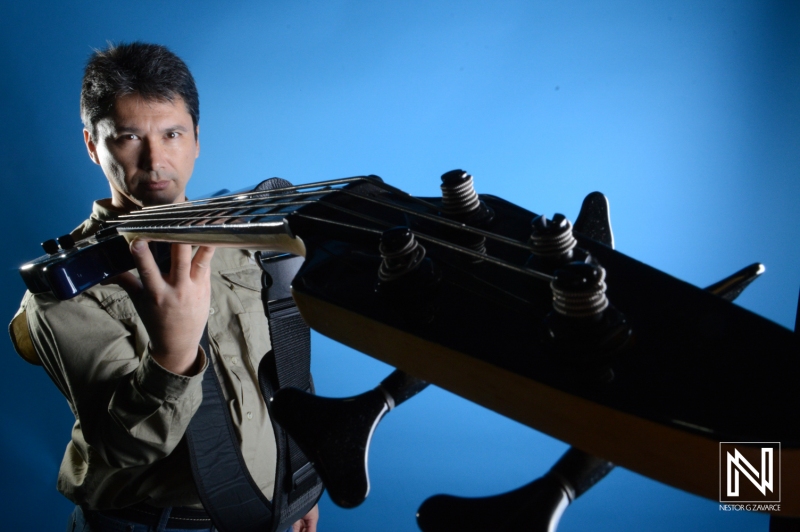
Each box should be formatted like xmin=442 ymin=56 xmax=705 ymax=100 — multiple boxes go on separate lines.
xmin=166 ymin=132 xmax=180 ymax=139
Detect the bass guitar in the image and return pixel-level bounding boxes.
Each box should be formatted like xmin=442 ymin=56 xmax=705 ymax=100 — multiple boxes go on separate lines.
xmin=19 ymin=173 xmax=799 ymax=529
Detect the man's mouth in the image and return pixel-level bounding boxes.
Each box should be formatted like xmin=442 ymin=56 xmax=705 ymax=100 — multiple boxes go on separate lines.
xmin=143 ymin=180 xmax=170 ymax=191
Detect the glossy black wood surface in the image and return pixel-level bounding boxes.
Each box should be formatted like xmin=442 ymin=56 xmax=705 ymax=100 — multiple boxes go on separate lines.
xmin=286 ymin=181 xmax=800 ymax=446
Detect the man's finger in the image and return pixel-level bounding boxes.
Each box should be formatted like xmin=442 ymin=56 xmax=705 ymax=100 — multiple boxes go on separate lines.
xmin=191 ymin=246 xmax=216 ymax=281
xmin=170 ymin=243 xmax=193 ymax=281
xmin=129 ymin=238 xmax=165 ymax=293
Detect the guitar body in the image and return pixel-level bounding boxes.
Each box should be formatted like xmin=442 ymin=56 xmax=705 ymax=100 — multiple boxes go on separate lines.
xmin=20 ymin=233 xmax=136 ymax=300
xmin=19 ymin=176 xmax=799 ymax=515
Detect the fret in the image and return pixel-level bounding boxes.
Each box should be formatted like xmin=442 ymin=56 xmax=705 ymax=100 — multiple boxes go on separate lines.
xmin=222 ymin=199 xmax=262 ymax=225
xmin=116 ymin=194 xmax=326 ymax=225
xmin=114 ymin=207 xmax=306 ymax=227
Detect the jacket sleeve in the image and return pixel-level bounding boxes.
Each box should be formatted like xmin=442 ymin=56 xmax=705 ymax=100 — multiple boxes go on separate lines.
xmin=23 ymin=288 xmax=207 ymax=469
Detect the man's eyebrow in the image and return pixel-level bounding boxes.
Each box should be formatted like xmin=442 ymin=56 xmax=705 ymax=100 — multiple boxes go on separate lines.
xmin=113 ymin=124 xmax=190 ymax=134
xmin=114 ymin=125 xmax=143 ymax=134
xmin=163 ymin=124 xmax=190 ymax=133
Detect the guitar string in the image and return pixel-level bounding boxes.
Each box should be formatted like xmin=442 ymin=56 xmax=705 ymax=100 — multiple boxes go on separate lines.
xmin=286 ymin=215 xmax=550 ymax=309
xmin=132 ymin=177 xmax=362 ymax=209
xmin=114 ymin=179 xmax=554 ymax=282
xmin=114 ymin=187 xmax=325 ymax=229
xmin=292 ymin=198 xmax=553 ymax=280
xmin=115 ymin=202 xmax=315 ymax=224
xmin=116 ymin=191 xmax=330 ymax=219
xmin=336 ymin=188 xmax=531 ymax=251
xmin=289 ymin=213 xmax=553 ymax=281
xmin=122 ymin=176 xmax=373 ymax=213
xmin=115 ymin=176 xmax=437 ymax=220
xmin=305 ymin=197 xmax=554 ymax=282
xmin=118 ymin=193 xmax=555 ymax=283
xmin=115 ymin=179 xmax=528 ymax=251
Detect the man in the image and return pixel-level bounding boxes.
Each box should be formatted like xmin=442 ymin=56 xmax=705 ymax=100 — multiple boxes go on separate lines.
xmin=9 ymin=42 xmax=318 ymax=531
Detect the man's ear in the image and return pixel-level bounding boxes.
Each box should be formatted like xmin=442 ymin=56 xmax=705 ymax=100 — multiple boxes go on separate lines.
xmin=84 ymin=129 xmax=101 ymax=165
xmin=195 ymin=125 xmax=200 ymax=159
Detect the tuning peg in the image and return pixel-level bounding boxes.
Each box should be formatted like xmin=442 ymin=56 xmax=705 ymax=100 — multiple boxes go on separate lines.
xmin=271 ymin=370 xmax=428 ymax=508
xmin=417 ymin=448 xmax=614 ymax=532
xmin=574 ymin=191 xmax=614 ymax=248
xmin=704 ymin=263 xmax=765 ymax=302
xmin=41 ymin=239 xmax=60 ymax=255
xmin=550 ymin=262 xmax=609 ymax=318
xmin=439 ymin=169 xmax=494 ymax=226
xmin=57 ymin=234 xmax=75 ymax=250
xmin=375 ymin=227 xmax=440 ymax=296
xmin=435 ymin=170 xmax=494 ymax=260
xmin=528 ymin=214 xmax=578 ymax=263
xmin=543 ymin=261 xmax=632 ymax=380
xmin=525 ymin=212 xmax=598 ymax=275
xmin=440 ymin=170 xmax=480 ymax=215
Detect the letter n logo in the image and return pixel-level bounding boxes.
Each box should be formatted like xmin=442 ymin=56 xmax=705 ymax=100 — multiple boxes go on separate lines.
xmin=719 ymin=442 xmax=780 ymax=503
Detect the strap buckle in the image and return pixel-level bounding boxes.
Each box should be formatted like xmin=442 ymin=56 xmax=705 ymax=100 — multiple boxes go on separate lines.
xmin=291 ymin=462 xmax=317 ymax=491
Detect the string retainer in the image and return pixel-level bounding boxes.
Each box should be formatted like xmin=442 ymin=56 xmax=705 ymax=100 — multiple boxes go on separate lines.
xmin=375 ymin=227 xmax=440 ymax=307
xmin=378 ymin=227 xmax=426 ymax=282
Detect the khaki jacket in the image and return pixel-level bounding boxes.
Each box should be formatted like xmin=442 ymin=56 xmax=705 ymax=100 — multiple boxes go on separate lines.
xmin=10 ymin=199 xmax=277 ymax=510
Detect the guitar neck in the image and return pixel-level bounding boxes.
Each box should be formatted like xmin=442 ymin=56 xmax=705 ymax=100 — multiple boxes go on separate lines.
xmin=113 ymin=175 xmax=502 ymax=272
xmin=112 ymin=176 xmax=390 ymax=256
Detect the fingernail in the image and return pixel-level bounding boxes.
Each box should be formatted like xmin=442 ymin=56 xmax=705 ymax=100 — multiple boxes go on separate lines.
xmin=131 ymin=239 xmax=146 ymax=252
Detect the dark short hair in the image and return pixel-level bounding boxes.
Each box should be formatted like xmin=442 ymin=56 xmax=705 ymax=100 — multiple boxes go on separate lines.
xmin=80 ymin=42 xmax=199 ymax=140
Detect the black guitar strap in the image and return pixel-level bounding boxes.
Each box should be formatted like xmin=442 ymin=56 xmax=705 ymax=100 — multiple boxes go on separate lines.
xmin=257 ymin=253 xmax=324 ymax=527
xmin=183 ymin=253 xmax=322 ymax=532
xmin=185 ymin=327 xmax=273 ymax=532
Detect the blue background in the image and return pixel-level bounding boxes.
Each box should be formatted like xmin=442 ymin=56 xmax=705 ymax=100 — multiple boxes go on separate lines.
xmin=1 ymin=1 xmax=797 ymax=530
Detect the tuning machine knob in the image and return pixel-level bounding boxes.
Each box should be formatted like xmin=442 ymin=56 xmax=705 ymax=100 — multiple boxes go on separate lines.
xmin=57 ymin=234 xmax=75 ymax=250
xmin=544 ymin=261 xmax=631 ymax=381
xmin=41 ymin=239 xmax=60 ymax=255
xmin=526 ymin=213 xmax=592 ymax=273
xmin=41 ymin=234 xmax=76 ymax=254
xmin=439 ymin=169 xmax=494 ymax=225
xmin=437 ymin=170 xmax=494 ymax=260
xmin=440 ymin=169 xmax=480 ymax=215
xmin=551 ymin=262 xmax=609 ymax=319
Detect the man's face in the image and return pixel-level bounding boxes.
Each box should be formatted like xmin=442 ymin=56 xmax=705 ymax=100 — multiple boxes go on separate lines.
xmin=84 ymin=93 xmax=199 ymax=210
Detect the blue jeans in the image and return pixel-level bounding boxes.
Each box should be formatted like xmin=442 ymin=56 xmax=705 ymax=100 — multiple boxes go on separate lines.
xmin=68 ymin=506 xmax=216 ymax=532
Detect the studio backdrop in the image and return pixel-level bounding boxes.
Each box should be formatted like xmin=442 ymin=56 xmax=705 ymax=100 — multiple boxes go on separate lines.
xmin=1 ymin=2 xmax=797 ymax=531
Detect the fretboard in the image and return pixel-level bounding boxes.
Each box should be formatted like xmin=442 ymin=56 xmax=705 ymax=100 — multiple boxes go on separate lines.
xmin=111 ymin=177 xmax=374 ymax=256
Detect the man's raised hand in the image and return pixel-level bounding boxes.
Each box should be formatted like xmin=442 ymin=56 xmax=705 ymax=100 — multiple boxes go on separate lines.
xmin=113 ymin=239 xmax=216 ymax=375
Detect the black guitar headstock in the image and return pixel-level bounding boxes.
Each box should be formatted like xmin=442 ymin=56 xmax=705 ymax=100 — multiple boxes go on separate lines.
xmin=278 ymin=172 xmax=799 ymax=516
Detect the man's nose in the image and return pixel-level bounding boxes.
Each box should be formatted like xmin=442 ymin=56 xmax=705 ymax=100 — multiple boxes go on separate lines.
xmin=140 ymin=137 xmax=167 ymax=171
